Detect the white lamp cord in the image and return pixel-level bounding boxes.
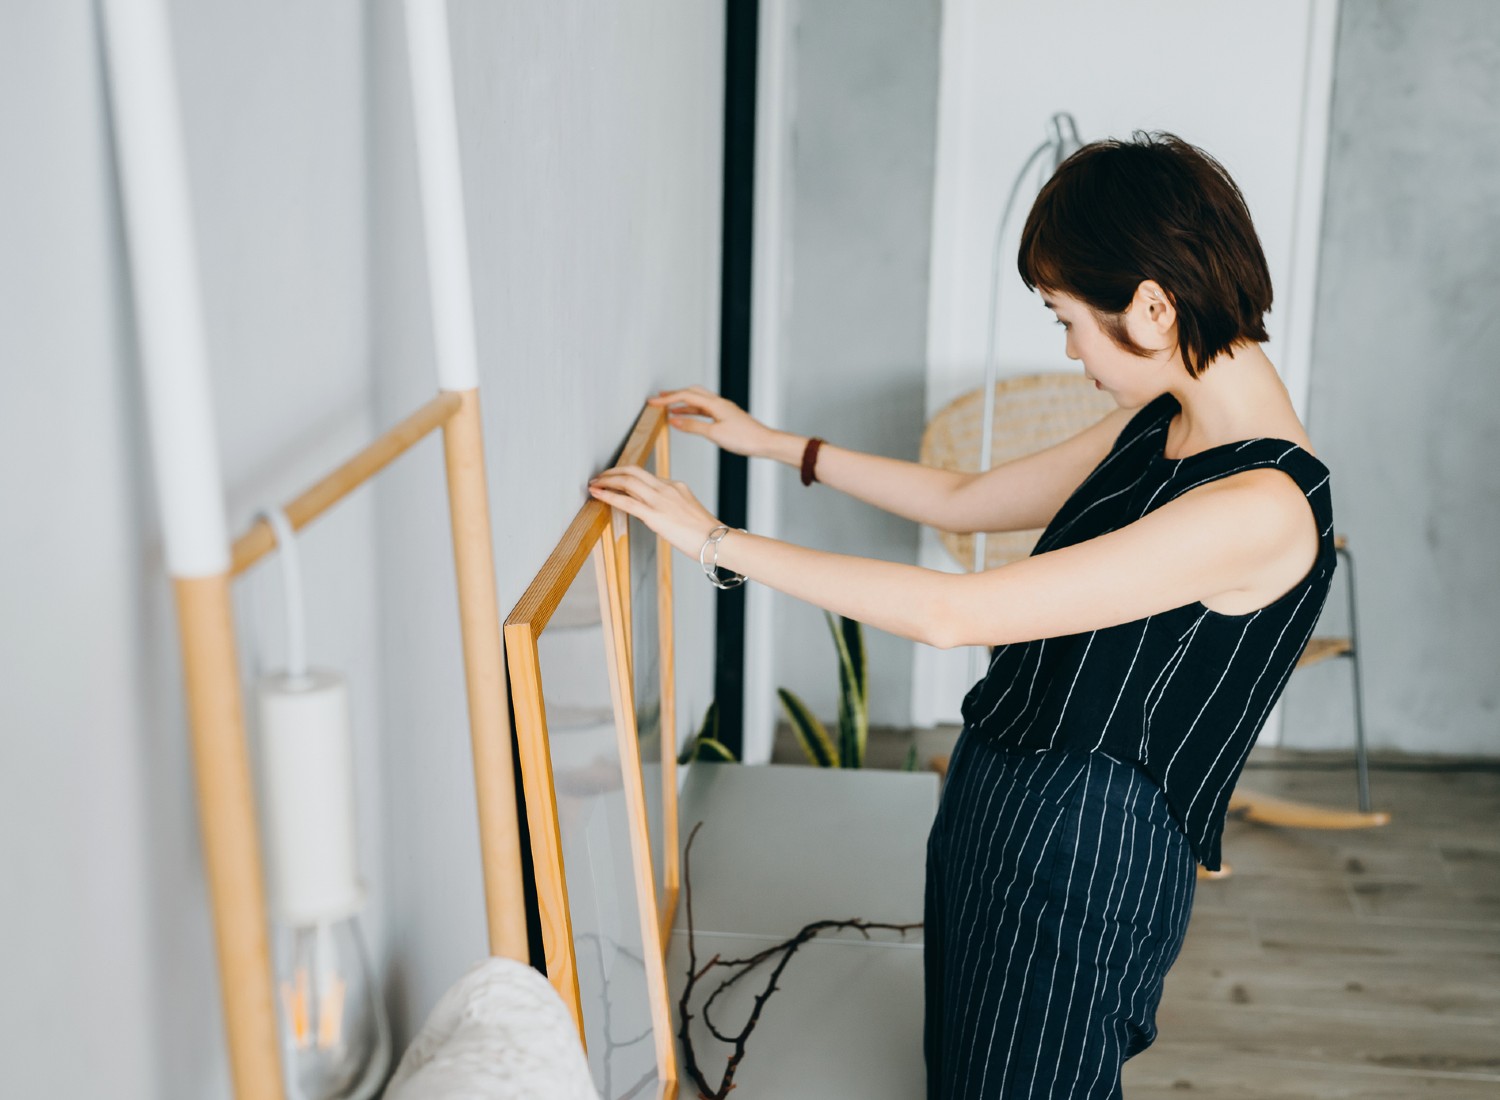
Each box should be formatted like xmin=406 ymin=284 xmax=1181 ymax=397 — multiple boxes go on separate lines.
xmin=970 ymin=112 xmax=1082 ymax=687
xmin=254 ymin=507 xmax=308 ymax=682
xmin=250 ymin=505 xmax=392 ymax=1100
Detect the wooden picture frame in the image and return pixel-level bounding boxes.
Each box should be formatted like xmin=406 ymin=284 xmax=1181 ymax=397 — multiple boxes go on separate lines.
xmin=608 ymin=405 xmax=681 ymax=950
xmin=505 ymin=469 xmax=678 ymax=1100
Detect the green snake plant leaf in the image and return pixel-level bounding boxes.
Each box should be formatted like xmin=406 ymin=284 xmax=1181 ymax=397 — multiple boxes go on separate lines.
xmin=684 ymin=735 xmax=738 ymax=763
xmin=777 ymin=686 xmax=837 ymax=768
xmin=841 ymin=612 xmax=868 ymax=705
xmin=827 ymin=612 xmax=869 ymax=768
xmin=676 ymin=700 xmax=737 ymax=764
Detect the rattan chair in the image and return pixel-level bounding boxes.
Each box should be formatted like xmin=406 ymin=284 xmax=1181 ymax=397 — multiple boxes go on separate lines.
xmin=920 ymin=372 xmax=1115 ymax=571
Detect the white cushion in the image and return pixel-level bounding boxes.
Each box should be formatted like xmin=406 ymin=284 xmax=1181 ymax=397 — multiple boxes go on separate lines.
xmin=385 ymin=957 xmax=600 ymax=1100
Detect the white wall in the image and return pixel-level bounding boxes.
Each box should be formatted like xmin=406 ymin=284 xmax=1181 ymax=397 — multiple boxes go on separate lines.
xmin=917 ymin=0 xmax=1337 ymax=736
xmin=1279 ymin=0 xmax=1500 ymax=757
xmin=0 ymin=5 xmax=159 ymax=1096
xmin=368 ymin=0 xmax=724 ymax=1046
xmin=6 ymin=2 xmax=376 ymax=1096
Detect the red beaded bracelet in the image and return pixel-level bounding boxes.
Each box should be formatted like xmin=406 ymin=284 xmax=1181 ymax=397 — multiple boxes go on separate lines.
xmin=800 ymin=436 xmax=825 ymax=486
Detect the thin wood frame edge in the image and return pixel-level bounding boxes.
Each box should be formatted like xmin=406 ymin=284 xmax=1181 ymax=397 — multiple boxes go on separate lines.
xmin=597 ymin=535 xmax=679 ymax=1091
xmin=502 ymin=616 xmax=585 ymax=1040
xmin=654 ymin=426 xmax=681 ymax=950
xmin=230 ymin=391 xmax=463 ymax=575
xmin=505 ymin=499 xmax=613 ymax=634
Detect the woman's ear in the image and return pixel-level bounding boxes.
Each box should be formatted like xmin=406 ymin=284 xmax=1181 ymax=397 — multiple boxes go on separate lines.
xmin=1132 ymin=279 xmax=1177 ymax=343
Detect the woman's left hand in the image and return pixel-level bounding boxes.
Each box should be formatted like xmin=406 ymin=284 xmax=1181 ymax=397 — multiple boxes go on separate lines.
xmin=588 ymin=465 xmax=722 ymax=558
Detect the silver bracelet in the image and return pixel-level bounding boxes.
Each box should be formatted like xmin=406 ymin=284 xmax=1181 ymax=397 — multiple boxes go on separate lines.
xmin=699 ymin=524 xmax=748 ymax=589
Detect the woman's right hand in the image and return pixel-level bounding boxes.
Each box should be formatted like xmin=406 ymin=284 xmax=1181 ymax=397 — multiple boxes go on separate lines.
xmin=647 ymin=385 xmax=780 ymax=458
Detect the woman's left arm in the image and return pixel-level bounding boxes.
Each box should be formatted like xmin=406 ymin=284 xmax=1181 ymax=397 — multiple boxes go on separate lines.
xmin=588 ymin=464 xmax=1309 ymax=650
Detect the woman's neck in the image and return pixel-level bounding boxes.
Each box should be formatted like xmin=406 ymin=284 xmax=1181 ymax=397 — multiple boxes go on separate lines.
xmin=1160 ymin=341 xmax=1311 ymax=458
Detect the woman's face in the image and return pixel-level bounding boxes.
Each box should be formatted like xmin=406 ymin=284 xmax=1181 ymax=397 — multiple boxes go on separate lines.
xmin=1041 ymin=286 xmax=1174 ymax=408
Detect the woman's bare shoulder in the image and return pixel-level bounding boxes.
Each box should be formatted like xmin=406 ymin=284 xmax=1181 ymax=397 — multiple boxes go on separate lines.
xmin=1180 ymin=465 xmax=1320 ymax=614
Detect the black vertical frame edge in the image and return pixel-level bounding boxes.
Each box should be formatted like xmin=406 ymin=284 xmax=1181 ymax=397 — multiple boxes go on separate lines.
xmin=714 ymin=0 xmax=758 ymax=761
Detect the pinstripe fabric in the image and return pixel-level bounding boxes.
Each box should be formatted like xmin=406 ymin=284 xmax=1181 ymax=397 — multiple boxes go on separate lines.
xmin=958 ymin=392 xmax=1338 ymax=870
xmin=924 ymin=740 xmax=1196 ymax=1099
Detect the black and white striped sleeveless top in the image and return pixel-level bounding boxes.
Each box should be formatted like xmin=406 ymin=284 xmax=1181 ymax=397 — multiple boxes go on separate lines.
xmin=959 ymin=391 xmax=1337 ymax=870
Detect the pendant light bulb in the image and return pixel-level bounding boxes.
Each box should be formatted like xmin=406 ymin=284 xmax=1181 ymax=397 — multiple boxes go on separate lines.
xmin=253 ymin=508 xmax=390 ymax=1100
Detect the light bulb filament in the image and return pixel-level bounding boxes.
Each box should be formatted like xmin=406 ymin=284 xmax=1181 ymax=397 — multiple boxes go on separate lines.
xmin=318 ymin=974 xmax=347 ymax=1049
xmin=281 ymin=966 xmax=347 ymax=1050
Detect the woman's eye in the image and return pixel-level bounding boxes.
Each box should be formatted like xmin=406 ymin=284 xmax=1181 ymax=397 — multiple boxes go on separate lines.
xmin=1054 ymin=319 xmax=1070 ymax=330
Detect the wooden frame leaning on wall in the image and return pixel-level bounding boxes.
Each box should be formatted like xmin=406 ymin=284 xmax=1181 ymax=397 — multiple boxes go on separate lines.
xmin=505 ymin=401 xmax=679 ymax=1100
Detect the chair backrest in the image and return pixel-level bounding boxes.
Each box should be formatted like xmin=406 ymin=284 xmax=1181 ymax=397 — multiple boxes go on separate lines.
xmin=920 ymin=372 xmax=1115 ymax=571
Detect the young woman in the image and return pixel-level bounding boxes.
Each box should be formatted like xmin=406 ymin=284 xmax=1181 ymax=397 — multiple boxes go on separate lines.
xmin=587 ymin=131 xmax=1336 ymax=1098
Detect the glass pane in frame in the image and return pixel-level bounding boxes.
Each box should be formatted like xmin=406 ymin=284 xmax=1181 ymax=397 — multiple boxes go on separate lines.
xmin=610 ymin=411 xmax=680 ymax=948
xmin=544 ymin=549 xmax=655 ymax=1097
xmin=505 ymin=503 xmax=676 ymax=1100
xmin=630 ymin=452 xmax=674 ymax=938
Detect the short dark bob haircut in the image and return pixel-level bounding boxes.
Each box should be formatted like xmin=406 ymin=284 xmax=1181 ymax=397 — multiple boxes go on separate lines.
xmin=1018 ymin=131 xmax=1272 ymax=380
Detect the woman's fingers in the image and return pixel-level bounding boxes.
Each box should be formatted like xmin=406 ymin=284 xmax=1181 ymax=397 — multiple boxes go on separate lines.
xmin=607 ymin=463 xmax=654 ymax=480
xmin=663 ymin=402 xmax=714 ymax=420
xmin=649 ymin=387 xmax=768 ymax=458
xmin=649 ymin=391 xmax=723 ymax=437
xmin=587 ymin=469 xmax=647 ymax=503
xmin=588 ymin=483 xmax=640 ymax=517
xmin=589 ymin=465 xmax=660 ymax=496
xmin=650 ymin=395 xmax=710 ymax=419
xmin=651 ymin=386 xmax=724 ymax=412
xmin=667 ymin=413 xmax=711 ymax=435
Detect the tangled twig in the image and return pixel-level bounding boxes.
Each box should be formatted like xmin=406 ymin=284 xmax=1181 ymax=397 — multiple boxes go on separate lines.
xmin=676 ymin=820 xmax=922 ymax=1099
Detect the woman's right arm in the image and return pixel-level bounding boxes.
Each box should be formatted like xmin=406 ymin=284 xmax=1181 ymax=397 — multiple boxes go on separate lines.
xmin=649 ymin=386 xmax=1133 ymax=536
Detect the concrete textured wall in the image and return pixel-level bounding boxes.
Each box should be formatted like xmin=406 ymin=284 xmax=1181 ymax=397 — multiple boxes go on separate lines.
xmin=774 ymin=0 xmax=942 ymax=730
xmin=1281 ymin=0 xmax=1500 ymax=755
xmin=368 ymin=0 xmax=724 ymax=1045
xmin=2 ymin=0 xmax=722 ymax=1092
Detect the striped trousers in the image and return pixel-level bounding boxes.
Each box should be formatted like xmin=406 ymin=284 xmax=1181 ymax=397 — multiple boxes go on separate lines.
xmin=923 ymin=733 xmax=1197 ymax=1099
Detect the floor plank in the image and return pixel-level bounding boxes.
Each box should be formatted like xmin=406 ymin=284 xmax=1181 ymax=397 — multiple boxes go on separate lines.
xmin=1142 ymin=999 xmax=1500 ymax=1074
xmin=1123 ymin=1048 xmax=1500 ymax=1099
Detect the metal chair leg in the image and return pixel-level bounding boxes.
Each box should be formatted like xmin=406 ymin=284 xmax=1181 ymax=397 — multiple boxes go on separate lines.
xmin=1338 ymin=542 xmax=1372 ymax=813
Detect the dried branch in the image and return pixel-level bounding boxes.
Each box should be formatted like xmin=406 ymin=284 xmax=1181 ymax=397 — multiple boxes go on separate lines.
xmin=676 ymin=820 xmax=922 ymax=1099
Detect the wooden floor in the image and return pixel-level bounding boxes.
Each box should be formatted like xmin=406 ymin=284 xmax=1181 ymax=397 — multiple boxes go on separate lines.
xmin=772 ymin=726 xmax=1500 ymax=1097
